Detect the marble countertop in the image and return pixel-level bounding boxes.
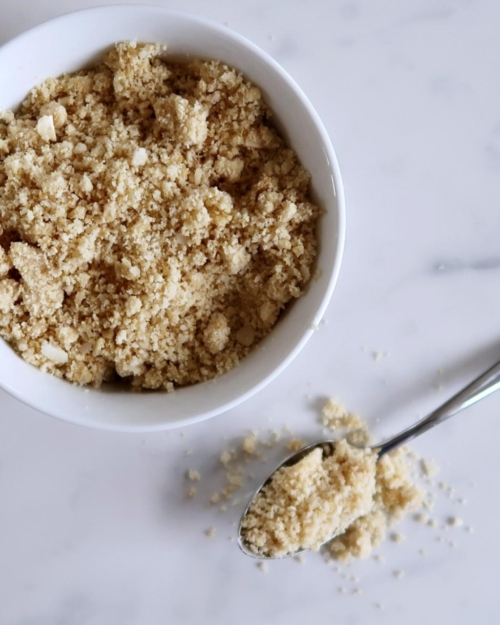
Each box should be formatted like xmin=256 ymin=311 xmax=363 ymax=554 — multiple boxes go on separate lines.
xmin=2 ymin=1 xmax=500 ymax=623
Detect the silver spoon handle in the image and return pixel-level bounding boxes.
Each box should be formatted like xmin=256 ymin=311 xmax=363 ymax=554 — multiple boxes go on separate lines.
xmin=375 ymin=359 xmax=500 ymax=457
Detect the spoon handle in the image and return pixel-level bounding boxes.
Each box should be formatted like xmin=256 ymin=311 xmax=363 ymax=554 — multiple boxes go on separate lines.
xmin=375 ymin=359 xmax=500 ymax=457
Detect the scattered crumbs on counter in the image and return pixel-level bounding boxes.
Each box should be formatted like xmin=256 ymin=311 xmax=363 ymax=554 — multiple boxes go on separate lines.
xmin=338 ymin=587 xmax=347 ymax=595
xmin=352 ymin=588 xmax=362 ymax=596
xmin=205 ymin=528 xmax=216 ymax=538
xmin=390 ymin=533 xmax=405 ymax=543
xmin=257 ymin=562 xmax=268 ymax=572
xmin=394 ymin=570 xmax=404 ymax=579
xmin=419 ymin=549 xmax=428 ymax=556
xmin=188 ymin=469 xmax=201 ymax=481
xmin=187 ymin=487 xmax=197 ymax=498
xmin=295 ymin=554 xmax=305 ymax=564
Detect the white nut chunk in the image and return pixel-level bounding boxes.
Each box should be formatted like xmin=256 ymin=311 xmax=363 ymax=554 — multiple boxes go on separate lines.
xmin=40 ymin=102 xmax=67 ymax=128
xmin=41 ymin=341 xmax=68 ymax=364
xmin=36 ymin=114 xmax=57 ymax=142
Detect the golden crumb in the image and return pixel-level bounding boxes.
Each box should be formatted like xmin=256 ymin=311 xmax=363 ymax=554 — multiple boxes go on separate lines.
xmin=188 ymin=469 xmax=201 ymax=481
xmin=242 ymin=435 xmax=258 ymax=454
xmin=205 ymin=527 xmax=216 ymax=538
xmin=220 ymin=451 xmax=234 ymax=466
xmin=287 ymin=438 xmax=307 ymax=451
xmin=447 ymin=516 xmax=463 ymax=528
xmin=0 ymin=42 xmax=318 ymax=389
xmin=257 ymin=561 xmax=268 ymax=572
xmin=187 ymin=487 xmax=197 ymax=497
xmin=420 ymin=458 xmax=439 ymax=477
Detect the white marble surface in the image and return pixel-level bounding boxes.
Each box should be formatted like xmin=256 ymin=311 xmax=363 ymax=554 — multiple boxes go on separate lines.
xmin=1 ymin=0 xmax=500 ymax=623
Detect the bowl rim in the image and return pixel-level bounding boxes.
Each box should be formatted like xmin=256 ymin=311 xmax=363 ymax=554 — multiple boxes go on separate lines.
xmin=0 ymin=5 xmax=346 ymax=431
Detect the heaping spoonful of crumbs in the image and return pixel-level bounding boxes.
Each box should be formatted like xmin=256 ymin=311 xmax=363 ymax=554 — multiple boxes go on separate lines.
xmin=238 ymin=359 xmax=500 ymax=559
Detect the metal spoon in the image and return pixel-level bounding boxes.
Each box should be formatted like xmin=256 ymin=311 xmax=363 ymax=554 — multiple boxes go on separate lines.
xmin=238 ymin=359 xmax=500 ymax=559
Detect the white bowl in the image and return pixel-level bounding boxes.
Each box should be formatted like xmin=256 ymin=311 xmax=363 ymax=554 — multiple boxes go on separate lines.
xmin=0 ymin=6 xmax=345 ymax=431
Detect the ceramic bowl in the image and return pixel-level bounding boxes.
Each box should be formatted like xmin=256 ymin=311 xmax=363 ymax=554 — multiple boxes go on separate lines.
xmin=0 ymin=6 xmax=345 ymax=431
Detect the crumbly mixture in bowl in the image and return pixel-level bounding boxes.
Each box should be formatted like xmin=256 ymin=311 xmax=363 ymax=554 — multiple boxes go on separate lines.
xmin=240 ymin=440 xmax=378 ymax=558
xmin=0 ymin=42 xmax=318 ymax=389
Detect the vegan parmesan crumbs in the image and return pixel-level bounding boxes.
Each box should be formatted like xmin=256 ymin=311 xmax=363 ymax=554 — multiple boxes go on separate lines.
xmin=0 ymin=41 xmax=318 ymax=389
xmin=194 ymin=396 xmax=471 ymax=587
xmin=241 ymin=441 xmax=378 ymax=557
xmin=239 ymin=399 xmax=424 ymax=559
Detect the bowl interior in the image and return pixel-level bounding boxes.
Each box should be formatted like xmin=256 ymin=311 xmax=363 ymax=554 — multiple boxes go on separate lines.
xmin=0 ymin=6 xmax=344 ymax=431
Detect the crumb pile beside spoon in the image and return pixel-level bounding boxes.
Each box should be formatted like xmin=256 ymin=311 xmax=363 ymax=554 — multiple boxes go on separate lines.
xmin=238 ymin=363 xmax=500 ymax=559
